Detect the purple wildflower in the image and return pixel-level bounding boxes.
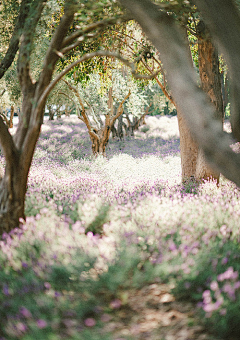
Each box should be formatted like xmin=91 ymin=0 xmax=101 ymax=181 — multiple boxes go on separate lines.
xmin=36 ymin=319 xmax=47 ymax=329
xmin=84 ymin=318 xmax=96 ymax=327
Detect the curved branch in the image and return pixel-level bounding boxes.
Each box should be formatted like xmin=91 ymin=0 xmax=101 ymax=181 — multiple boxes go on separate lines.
xmin=60 ymin=30 xmax=103 ymax=55
xmin=140 ymin=58 xmax=175 ymax=105
xmin=62 ymin=14 xmax=132 ymax=49
xmin=37 ymin=50 xmax=161 ymax=113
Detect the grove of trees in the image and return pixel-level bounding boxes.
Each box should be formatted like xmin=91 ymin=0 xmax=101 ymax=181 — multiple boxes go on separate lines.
xmin=0 ymin=0 xmax=240 ymax=233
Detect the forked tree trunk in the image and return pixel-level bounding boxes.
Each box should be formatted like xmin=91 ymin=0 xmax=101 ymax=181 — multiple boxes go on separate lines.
xmin=195 ymin=21 xmax=224 ymax=182
xmin=124 ymin=113 xmax=144 ymax=136
xmin=65 ymin=80 xmax=131 ymax=157
xmin=90 ymin=125 xmax=111 ymax=156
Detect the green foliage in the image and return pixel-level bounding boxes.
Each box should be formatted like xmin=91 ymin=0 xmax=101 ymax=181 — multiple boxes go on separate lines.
xmin=85 ymin=204 xmax=110 ymax=234
xmin=225 ymin=103 xmax=231 ymax=118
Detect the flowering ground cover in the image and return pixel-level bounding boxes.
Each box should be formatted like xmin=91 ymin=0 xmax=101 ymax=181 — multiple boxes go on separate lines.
xmin=0 ymin=115 xmax=239 ymax=340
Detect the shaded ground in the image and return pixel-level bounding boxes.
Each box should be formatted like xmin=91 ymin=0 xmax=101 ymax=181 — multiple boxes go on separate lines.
xmin=102 ymin=283 xmax=221 ymax=340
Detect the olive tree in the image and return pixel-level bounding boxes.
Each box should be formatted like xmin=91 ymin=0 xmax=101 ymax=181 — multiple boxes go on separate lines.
xmin=0 ymin=0 xmax=130 ymax=234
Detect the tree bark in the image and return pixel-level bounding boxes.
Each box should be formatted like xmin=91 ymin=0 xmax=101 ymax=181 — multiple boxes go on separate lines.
xmin=91 ymin=124 xmax=111 ymax=156
xmin=195 ymin=0 xmax=240 ymax=143
xmin=195 ymin=21 xmax=224 ymax=182
xmin=177 ymin=107 xmax=198 ymax=181
xmin=176 ymin=28 xmax=199 ymax=183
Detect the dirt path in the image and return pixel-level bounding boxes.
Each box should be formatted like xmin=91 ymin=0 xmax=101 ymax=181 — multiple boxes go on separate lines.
xmin=103 ymin=283 xmax=221 ymax=340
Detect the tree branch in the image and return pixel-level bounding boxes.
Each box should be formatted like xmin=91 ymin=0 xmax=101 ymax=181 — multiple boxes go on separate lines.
xmin=60 ymin=30 xmax=104 ymax=56
xmin=140 ymin=58 xmax=175 ymax=105
xmin=84 ymin=100 xmax=103 ymax=129
xmin=37 ymin=50 xmax=161 ymax=112
xmin=63 ymin=80 xmax=99 ymax=140
xmin=0 ymin=0 xmax=31 ymax=79
xmin=0 ymin=116 xmax=18 ymax=165
xmin=61 ymin=14 xmax=132 ymax=49
xmin=36 ymin=4 xmax=76 ymax=96
xmin=18 ymin=0 xmax=46 ymax=90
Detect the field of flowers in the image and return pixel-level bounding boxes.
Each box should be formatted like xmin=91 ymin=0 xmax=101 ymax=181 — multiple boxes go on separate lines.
xmin=0 ymin=115 xmax=240 ymax=340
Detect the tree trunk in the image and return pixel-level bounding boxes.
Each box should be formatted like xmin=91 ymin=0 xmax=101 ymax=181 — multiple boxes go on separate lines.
xmin=175 ymin=27 xmax=199 ymax=183
xmin=117 ymin=115 xmax=124 ymax=140
xmin=111 ymin=123 xmax=118 ymax=139
xmin=0 ymin=86 xmax=43 ymax=234
xmin=90 ymin=124 xmax=111 ymax=157
xmin=9 ymin=105 xmax=14 ymax=128
xmin=177 ymin=107 xmax=199 ymax=182
xmin=48 ymin=105 xmax=54 ymax=120
xmin=0 ymin=164 xmax=27 ymax=234
xmin=195 ymin=21 xmax=224 ymax=182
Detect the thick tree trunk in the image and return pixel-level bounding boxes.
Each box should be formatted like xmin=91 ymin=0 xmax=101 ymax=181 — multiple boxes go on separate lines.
xmin=177 ymin=107 xmax=198 ymax=182
xmin=175 ymin=27 xmax=199 ymax=183
xmin=0 ymin=91 xmax=43 ymax=234
xmin=195 ymin=21 xmax=224 ymax=182
xmin=90 ymin=125 xmax=111 ymax=157
xmin=0 ymin=158 xmax=28 ymax=234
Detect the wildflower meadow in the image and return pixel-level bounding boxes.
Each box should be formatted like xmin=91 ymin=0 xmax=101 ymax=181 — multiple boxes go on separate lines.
xmin=0 ymin=115 xmax=239 ymax=340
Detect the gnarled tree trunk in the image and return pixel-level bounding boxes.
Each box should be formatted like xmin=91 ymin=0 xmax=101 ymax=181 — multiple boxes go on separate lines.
xmin=65 ymin=81 xmax=131 ymax=156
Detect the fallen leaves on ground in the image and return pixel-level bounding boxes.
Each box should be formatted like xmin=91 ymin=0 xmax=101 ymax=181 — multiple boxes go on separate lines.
xmin=102 ymin=283 xmax=221 ymax=340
